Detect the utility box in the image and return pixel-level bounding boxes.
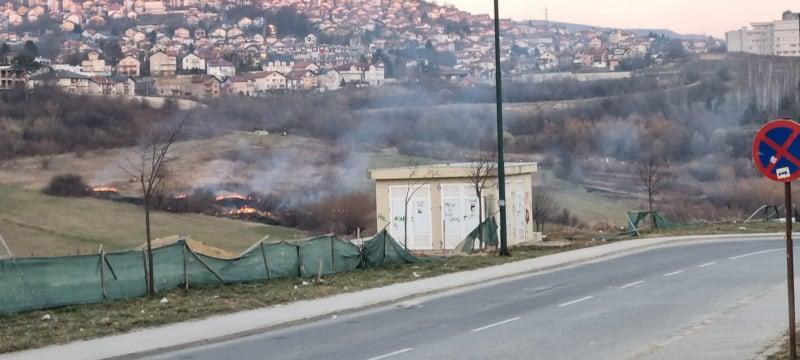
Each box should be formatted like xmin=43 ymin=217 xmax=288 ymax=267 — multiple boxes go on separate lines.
xmin=368 ymin=162 xmax=540 ymax=252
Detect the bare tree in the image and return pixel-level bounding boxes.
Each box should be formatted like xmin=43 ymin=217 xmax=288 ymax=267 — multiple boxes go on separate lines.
xmin=466 ymin=152 xmax=496 ymax=247
xmin=637 ymin=157 xmax=670 ymax=229
xmin=120 ymin=116 xmax=187 ymax=296
xmin=400 ymin=163 xmax=436 ymax=250
xmin=531 ymin=186 xmax=557 ymax=233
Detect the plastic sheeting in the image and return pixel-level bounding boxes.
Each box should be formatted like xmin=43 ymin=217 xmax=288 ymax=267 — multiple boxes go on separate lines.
xmin=0 ymin=233 xmax=417 ymax=314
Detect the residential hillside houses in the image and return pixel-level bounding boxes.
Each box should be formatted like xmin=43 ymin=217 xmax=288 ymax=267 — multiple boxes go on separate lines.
xmin=27 ymin=69 xmax=136 ymax=97
xmin=0 ymin=0 xmax=717 ymax=100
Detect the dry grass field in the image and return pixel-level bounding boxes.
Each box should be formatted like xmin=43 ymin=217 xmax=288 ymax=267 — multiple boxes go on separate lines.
xmin=0 ymin=184 xmax=305 ymax=257
xmin=0 ymin=133 xmax=440 ymax=257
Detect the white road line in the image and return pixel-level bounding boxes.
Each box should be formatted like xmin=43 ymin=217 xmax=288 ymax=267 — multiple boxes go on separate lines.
xmin=471 ymin=317 xmax=521 ymax=332
xmin=663 ymin=270 xmax=684 ymax=277
xmin=729 ymin=248 xmax=782 ymax=260
xmin=620 ymin=280 xmax=645 ymax=289
xmin=366 ymin=348 xmax=414 ymax=360
xmin=557 ymin=296 xmax=595 ymax=307
xmin=699 ymin=262 xmax=716 ymax=268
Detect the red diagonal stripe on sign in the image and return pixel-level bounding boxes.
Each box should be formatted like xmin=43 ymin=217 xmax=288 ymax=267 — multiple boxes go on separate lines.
xmin=763 ymin=129 xmax=800 ymax=173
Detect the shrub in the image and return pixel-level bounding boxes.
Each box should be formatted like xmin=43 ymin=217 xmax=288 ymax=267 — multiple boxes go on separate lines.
xmin=43 ymin=174 xmax=90 ymax=197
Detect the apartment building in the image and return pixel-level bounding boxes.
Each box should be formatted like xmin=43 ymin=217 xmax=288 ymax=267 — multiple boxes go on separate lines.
xmin=726 ymin=11 xmax=799 ymax=56
xmin=0 ymin=66 xmax=27 ymax=90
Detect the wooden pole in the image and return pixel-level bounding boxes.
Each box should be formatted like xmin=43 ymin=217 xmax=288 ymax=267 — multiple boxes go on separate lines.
xmin=260 ymin=242 xmax=271 ymax=280
xmin=786 ymin=181 xmax=797 ymax=360
xmin=142 ymin=249 xmax=149 ymax=294
xmin=99 ymin=246 xmax=106 ymax=299
xmin=182 ymin=241 xmax=189 ymax=290
xmin=316 ymin=258 xmax=323 ymax=285
xmin=296 ymin=245 xmax=303 ymax=277
xmin=330 ymin=237 xmax=336 ymax=272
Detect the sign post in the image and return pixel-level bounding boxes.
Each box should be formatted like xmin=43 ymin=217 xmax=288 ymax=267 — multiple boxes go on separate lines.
xmin=752 ymin=119 xmax=800 ymax=359
xmin=788 ymin=181 xmax=796 ymax=360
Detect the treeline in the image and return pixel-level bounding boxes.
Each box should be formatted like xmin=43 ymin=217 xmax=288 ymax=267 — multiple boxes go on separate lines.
xmin=182 ymin=65 xmax=726 ymax=164
xmin=0 ymin=87 xmax=172 ymax=159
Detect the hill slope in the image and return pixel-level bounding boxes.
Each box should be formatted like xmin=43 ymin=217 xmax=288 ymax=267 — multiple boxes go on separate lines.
xmin=0 ymin=184 xmax=305 ymax=258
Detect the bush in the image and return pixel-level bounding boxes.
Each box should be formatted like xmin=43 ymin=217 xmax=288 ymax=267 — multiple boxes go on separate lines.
xmin=43 ymin=174 xmax=90 ymax=197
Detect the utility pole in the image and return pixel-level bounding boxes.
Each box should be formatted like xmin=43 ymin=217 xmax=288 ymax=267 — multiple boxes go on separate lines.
xmin=493 ymin=0 xmax=509 ymax=256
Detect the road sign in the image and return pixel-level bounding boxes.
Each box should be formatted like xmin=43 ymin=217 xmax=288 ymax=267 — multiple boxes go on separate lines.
xmin=752 ymin=119 xmax=800 ymax=183
xmin=753 ymin=118 xmax=800 ymax=360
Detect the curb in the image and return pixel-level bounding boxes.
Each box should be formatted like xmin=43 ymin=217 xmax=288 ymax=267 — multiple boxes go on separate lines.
xmin=3 ymin=233 xmax=788 ymax=360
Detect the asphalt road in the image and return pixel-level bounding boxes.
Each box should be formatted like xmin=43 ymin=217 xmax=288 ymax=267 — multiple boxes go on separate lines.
xmin=145 ymin=239 xmax=795 ymax=360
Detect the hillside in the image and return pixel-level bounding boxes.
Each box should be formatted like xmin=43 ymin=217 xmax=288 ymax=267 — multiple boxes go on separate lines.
xmin=523 ymin=19 xmax=709 ymax=40
xmin=0 ymin=184 xmax=305 ymax=258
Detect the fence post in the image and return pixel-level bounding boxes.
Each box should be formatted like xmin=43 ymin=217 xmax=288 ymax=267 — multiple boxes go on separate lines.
xmin=330 ymin=237 xmax=336 ymax=272
xmin=296 ymin=245 xmax=303 ymax=277
xmin=99 ymin=248 xmax=106 ymax=299
xmin=182 ymin=241 xmax=189 ymax=290
xmin=260 ymin=243 xmax=271 ymax=280
xmin=142 ymin=249 xmax=149 ymax=294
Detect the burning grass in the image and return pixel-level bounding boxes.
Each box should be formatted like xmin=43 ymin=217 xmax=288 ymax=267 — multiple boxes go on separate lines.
xmin=0 ymin=184 xmax=305 ymax=257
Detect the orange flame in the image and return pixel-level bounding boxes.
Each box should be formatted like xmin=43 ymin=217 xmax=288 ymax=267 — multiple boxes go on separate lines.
xmin=215 ymin=193 xmax=249 ymax=201
xmin=93 ymin=186 xmax=118 ymax=192
xmin=229 ymin=206 xmax=258 ymax=215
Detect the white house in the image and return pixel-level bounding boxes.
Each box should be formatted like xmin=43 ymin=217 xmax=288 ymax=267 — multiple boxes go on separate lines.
xmin=206 ymin=59 xmax=235 ymax=78
xmin=181 ymin=53 xmax=206 ymax=73
xmin=363 ymin=64 xmax=385 ymax=86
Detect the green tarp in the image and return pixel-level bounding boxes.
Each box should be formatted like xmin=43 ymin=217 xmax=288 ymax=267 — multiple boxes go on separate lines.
xmin=362 ymin=230 xmax=418 ymax=267
xmin=455 ymin=217 xmax=499 ymax=254
xmin=624 ymin=211 xmax=681 ymax=236
xmin=0 ymin=232 xmax=417 ymax=314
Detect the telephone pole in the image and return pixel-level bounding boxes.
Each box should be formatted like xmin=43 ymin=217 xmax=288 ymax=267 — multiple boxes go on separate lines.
xmin=493 ymin=0 xmax=510 ymax=256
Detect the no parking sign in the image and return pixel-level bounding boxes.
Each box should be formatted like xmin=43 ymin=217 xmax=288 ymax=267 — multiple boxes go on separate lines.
xmin=752 ymin=119 xmax=800 ymax=182
xmin=752 ymin=118 xmax=800 ymax=359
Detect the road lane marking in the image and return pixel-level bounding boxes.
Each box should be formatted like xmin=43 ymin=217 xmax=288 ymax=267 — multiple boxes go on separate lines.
xmin=471 ymin=317 xmax=521 ymax=332
xmin=663 ymin=270 xmax=683 ymax=277
xmin=557 ymin=296 xmax=594 ymax=307
xmin=729 ymin=248 xmax=782 ymax=260
xmin=620 ymin=280 xmax=645 ymax=289
xmin=699 ymin=262 xmax=716 ymax=268
xmin=366 ymin=348 xmax=413 ymax=360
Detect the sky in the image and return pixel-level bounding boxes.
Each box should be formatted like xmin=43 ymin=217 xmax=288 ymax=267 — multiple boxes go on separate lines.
xmin=438 ymin=0 xmax=798 ymax=38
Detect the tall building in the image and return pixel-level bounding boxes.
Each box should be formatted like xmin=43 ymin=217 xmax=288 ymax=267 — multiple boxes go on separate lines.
xmin=774 ymin=11 xmax=800 ymax=56
xmin=726 ymin=10 xmax=799 ymax=56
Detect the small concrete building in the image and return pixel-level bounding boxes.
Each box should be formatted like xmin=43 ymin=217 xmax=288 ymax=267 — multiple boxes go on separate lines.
xmin=368 ymin=162 xmax=540 ymax=252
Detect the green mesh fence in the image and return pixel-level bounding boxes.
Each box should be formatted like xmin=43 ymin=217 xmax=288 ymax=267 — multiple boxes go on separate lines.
xmin=0 ymin=233 xmax=418 ymax=314
xmin=362 ymin=230 xmax=418 ymax=268
xmin=623 ymin=211 xmax=681 ymax=236
xmin=455 ymin=217 xmax=499 ymax=254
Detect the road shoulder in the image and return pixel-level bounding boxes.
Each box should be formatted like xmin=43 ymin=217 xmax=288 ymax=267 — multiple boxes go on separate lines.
xmin=1 ymin=233 xmax=784 ymax=360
